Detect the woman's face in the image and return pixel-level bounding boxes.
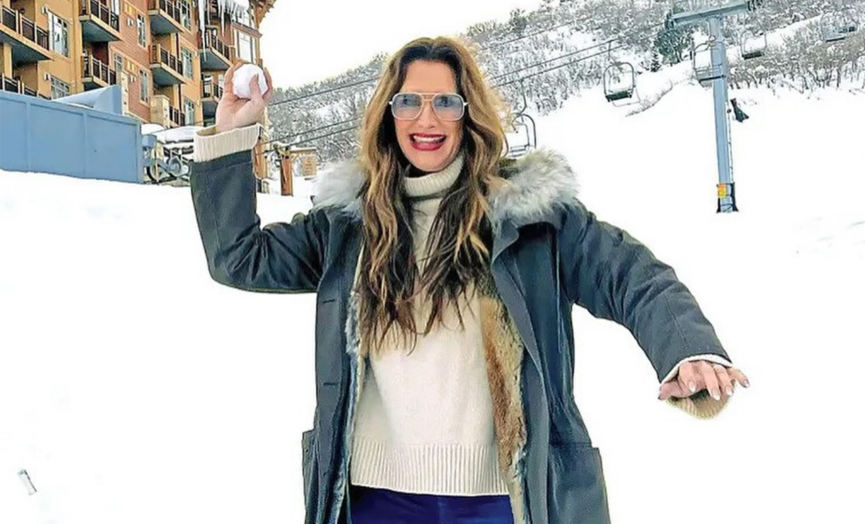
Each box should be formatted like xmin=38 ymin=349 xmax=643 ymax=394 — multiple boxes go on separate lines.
xmin=394 ymin=60 xmax=464 ymax=175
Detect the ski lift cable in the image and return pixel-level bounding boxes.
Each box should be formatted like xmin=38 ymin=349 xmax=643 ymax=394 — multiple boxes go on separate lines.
xmin=479 ymin=13 xmax=594 ymax=51
xmin=269 ymin=76 xmax=381 ymax=108
xmin=477 ymin=0 xmax=593 ymax=51
xmin=281 ymin=125 xmax=361 ymax=148
xmin=261 ymin=42 xmax=631 ymax=149
xmin=495 ymin=43 xmax=628 ymax=88
xmin=260 ymin=20 xmax=671 ymax=147
xmin=259 ymin=117 xmax=363 ymax=147
xmin=268 ymin=18 xmax=666 ymax=109
xmin=491 ymin=22 xmax=663 ymax=82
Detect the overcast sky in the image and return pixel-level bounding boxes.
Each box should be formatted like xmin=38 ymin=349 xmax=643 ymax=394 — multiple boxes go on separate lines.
xmin=259 ymin=0 xmax=545 ymax=89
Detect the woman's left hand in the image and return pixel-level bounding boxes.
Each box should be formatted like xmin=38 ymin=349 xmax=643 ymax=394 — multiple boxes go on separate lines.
xmin=658 ymin=360 xmax=750 ymax=401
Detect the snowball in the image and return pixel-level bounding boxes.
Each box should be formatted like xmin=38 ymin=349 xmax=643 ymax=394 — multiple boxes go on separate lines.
xmin=232 ymin=64 xmax=269 ymax=99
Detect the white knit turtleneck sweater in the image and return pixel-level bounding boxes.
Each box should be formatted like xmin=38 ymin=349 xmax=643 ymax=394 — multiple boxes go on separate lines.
xmin=349 ymin=153 xmax=509 ymax=496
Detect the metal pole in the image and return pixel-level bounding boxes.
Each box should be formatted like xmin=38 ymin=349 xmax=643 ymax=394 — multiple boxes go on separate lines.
xmin=708 ymin=16 xmax=738 ymax=212
xmin=671 ymin=0 xmax=752 ymax=212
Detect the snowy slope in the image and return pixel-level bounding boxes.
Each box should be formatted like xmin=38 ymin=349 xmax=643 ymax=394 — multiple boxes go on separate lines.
xmin=1 ymin=82 xmax=864 ymax=524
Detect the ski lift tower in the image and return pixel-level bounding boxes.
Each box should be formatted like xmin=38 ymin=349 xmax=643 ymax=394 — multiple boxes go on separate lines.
xmin=667 ymin=0 xmax=761 ymax=213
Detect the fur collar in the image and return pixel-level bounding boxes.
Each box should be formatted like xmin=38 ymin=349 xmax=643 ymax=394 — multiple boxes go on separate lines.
xmin=312 ymin=149 xmax=580 ymax=229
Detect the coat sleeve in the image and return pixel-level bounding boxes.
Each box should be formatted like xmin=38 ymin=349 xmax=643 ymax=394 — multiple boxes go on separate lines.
xmin=189 ymin=126 xmax=327 ymax=294
xmin=558 ymin=200 xmax=734 ymax=419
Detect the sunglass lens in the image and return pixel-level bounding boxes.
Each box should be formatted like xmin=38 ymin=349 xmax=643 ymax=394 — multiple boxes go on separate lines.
xmin=392 ymin=93 xmax=422 ymax=119
xmin=433 ymin=94 xmax=465 ymax=121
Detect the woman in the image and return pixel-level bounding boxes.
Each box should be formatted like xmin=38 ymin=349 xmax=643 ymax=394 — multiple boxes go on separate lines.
xmin=190 ymin=37 xmax=750 ymax=524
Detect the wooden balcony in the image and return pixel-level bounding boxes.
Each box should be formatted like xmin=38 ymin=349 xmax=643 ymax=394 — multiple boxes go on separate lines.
xmin=168 ymin=105 xmax=185 ymax=127
xmin=148 ymin=0 xmax=190 ymax=35
xmin=82 ymin=55 xmax=117 ymax=90
xmin=79 ymin=0 xmax=121 ymax=43
xmin=199 ymin=28 xmax=232 ymax=71
xmin=0 ymin=6 xmax=51 ymax=65
xmin=201 ymin=75 xmax=223 ymax=117
xmin=149 ymin=44 xmax=185 ymax=86
xmin=0 ymin=74 xmax=39 ymax=97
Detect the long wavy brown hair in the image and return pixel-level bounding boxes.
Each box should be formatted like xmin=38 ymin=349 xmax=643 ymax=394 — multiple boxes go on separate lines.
xmin=357 ymin=36 xmax=508 ymax=357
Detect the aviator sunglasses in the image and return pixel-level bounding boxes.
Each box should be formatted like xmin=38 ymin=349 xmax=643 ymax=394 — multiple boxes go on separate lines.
xmin=389 ymin=92 xmax=468 ymax=121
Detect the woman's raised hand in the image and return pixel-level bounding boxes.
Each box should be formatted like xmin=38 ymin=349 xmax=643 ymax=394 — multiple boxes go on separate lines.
xmin=215 ymin=62 xmax=273 ymax=133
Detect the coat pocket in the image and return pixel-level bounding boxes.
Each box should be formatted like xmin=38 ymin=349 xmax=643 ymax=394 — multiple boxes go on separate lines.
xmin=548 ymin=442 xmax=612 ymax=524
xmin=301 ymin=428 xmax=320 ymax=521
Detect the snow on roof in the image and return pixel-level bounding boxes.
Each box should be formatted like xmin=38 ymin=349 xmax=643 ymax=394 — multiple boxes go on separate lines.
xmin=141 ymin=123 xmax=165 ymax=135
xmin=145 ymin=125 xmax=205 ymax=144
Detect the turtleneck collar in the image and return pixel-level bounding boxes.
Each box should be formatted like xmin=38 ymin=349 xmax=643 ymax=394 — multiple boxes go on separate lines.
xmin=403 ymin=152 xmax=465 ymax=200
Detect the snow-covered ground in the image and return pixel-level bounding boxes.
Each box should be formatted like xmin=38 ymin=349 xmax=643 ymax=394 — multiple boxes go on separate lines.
xmin=1 ymin=81 xmax=863 ymax=524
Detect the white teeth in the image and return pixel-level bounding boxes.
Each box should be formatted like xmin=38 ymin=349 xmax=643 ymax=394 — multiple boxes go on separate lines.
xmin=412 ymin=135 xmax=445 ymax=143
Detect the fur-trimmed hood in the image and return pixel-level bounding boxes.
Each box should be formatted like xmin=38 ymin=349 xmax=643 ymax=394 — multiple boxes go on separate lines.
xmin=311 ymin=149 xmax=581 ymax=229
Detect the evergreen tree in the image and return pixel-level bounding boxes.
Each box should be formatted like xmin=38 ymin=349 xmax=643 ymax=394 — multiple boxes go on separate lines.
xmin=654 ymin=22 xmax=693 ymax=65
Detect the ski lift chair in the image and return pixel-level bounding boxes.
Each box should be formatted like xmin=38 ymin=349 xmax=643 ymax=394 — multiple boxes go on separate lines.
xmin=740 ymin=31 xmax=767 ymax=60
xmin=692 ymin=41 xmax=724 ymax=86
xmin=505 ymin=114 xmax=537 ymax=159
xmin=822 ymin=9 xmax=860 ymax=43
xmin=603 ymin=62 xmax=638 ymax=106
xmin=505 ymin=89 xmax=538 ymax=159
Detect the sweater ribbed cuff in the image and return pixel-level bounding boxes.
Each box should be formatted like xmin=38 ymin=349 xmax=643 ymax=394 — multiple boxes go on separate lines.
xmin=660 ymin=354 xmax=735 ymax=420
xmin=193 ymin=124 xmax=262 ymax=163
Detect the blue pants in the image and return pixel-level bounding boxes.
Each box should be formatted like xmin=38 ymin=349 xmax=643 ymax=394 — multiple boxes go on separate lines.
xmin=349 ymin=484 xmax=515 ymax=524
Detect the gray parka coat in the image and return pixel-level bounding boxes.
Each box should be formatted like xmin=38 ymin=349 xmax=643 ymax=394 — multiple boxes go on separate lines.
xmin=190 ymin=147 xmax=733 ymax=524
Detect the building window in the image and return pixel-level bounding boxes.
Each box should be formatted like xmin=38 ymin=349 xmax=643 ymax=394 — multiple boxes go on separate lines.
xmin=180 ymin=1 xmax=191 ymax=30
xmin=48 ymin=12 xmax=69 ymax=57
xmin=181 ymin=47 xmax=193 ymax=78
xmin=49 ymin=76 xmax=70 ymax=99
xmin=236 ymin=7 xmax=254 ymax=29
xmin=114 ymin=53 xmax=124 ymax=78
xmin=235 ymin=31 xmax=255 ymax=63
xmin=110 ymin=0 xmax=120 ymax=14
xmin=137 ymin=15 xmax=146 ymax=47
xmin=139 ymin=70 xmax=149 ymax=101
xmin=183 ymin=98 xmax=195 ymax=126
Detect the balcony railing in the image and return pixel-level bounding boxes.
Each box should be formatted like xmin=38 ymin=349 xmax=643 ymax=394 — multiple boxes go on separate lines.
xmin=202 ymin=78 xmax=223 ymax=99
xmin=168 ymin=106 xmax=185 ymax=127
xmin=1 ymin=6 xmax=50 ymax=50
xmin=204 ymin=30 xmax=231 ymax=60
xmin=82 ymin=55 xmax=117 ymax=85
xmin=149 ymin=0 xmax=191 ymax=30
xmin=1 ymin=74 xmax=20 ymax=93
xmin=81 ymin=0 xmax=120 ymax=32
xmin=0 ymin=74 xmax=39 ymax=97
xmin=150 ymin=44 xmax=183 ymax=76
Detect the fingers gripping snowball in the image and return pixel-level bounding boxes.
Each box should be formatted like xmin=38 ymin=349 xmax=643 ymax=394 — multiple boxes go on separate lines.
xmin=232 ymin=64 xmax=268 ymax=99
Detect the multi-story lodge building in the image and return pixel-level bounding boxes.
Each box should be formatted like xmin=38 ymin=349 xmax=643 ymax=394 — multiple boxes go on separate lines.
xmin=0 ymin=0 xmax=276 ymax=128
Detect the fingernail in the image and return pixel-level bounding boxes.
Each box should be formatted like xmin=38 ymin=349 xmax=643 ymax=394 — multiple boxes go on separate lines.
xmin=726 ymin=387 xmax=733 ymax=397
xmin=743 ymin=379 xmax=750 ymax=388
xmin=688 ymin=382 xmax=696 ymax=393
xmin=712 ymin=390 xmax=721 ymax=401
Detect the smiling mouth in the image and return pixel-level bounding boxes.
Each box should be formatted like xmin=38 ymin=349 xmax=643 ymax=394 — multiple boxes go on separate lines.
xmin=409 ymin=134 xmax=447 ymax=152
xmin=411 ymin=134 xmax=446 ymax=144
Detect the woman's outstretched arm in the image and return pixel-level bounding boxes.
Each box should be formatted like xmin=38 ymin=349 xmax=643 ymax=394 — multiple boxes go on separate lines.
xmin=558 ymin=200 xmax=748 ymax=418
